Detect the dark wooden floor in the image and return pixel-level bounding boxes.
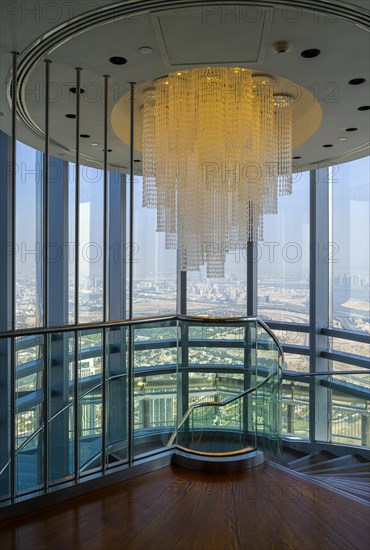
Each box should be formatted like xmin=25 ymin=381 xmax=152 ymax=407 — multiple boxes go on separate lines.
xmin=0 ymin=463 xmax=369 ymax=550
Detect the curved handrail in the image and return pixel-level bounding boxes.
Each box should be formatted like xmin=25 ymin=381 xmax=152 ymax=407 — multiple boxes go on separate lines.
xmin=0 ymin=315 xmax=284 ymax=478
xmin=167 ymin=318 xmax=283 ymax=448
xmin=255 ymin=318 xmax=285 ymax=359
xmin=167 ymin=370 xmax=276 ymax=446
xmin=1 ymin=313 xmax=287 ymax=341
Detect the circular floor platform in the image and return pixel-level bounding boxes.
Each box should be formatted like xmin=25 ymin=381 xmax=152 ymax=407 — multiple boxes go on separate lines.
xmin=173 ymin=448 xmax=264 ymax=472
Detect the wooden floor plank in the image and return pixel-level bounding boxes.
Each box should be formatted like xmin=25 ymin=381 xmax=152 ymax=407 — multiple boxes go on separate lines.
xmin=0 ymin=463 xmax=369 ymax=550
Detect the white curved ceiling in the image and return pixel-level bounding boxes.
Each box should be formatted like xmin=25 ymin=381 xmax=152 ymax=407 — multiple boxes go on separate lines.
xmin=0 ymin=0 xmax=369 ymax=172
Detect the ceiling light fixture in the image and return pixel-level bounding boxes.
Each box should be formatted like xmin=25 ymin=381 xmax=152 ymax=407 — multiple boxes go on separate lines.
xmin=323 ymin=144 xmax=333 ymax=148
xmin=139 ymin=47 xmax=153 ymax=55
xmin=65 ymin=113 xmax=76 ymax=119
xmin=80 ymin=134 xmax=90 ymax=138
xmin=338 ymin=137 xmax=347 ymax=141
xmin=142 ymin=67 xmax=293 ymax=277
xmin=109 ymin=56 xmax=127 ymax=65
xmin=358 ymin=105 xmax=370 ymax=111
xmin=345 ymin=127 xmax=358 ymax=132
xmin=69 ymin=87 xmax=85 ymax=94
xmin=300 ymin=48 xmax=320 ymax=58
xmin=348 ymin=78 xmax=366 ymax=85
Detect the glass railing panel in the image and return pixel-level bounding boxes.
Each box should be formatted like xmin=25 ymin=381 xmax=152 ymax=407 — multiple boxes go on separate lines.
xmin=188 ymin=347 xmax=244 ymax=367
xmin=78 ymin=329 xmax=103 ymax=474
xmin=173 ymin=319 xmax=263 ymax=454
xmin=326 ymin=372 xmax=370 ymax=448
xmin=133 ymin=322 xmax=178 ymax=370
xmin=15 ymin=335 xmax=44 ymax=495
xmin=177 ymin=399 xmax=251 ymax=454
xmin=188 ymin=323 xmax=246 ymax=342
xmin=255 ymin=323 xmax=282 ymax=458
xmin=48 ymin=331 xmax=75 ymax=484
xmin=15 ymin=429 xmax=44 ymax=496
xmin=132 ymin=319 xmax=178 ymax=458
xmin=0 ymin=338 xmax=11 ymax=501
xmin=106 ymin=326 xmax=129 ymax=467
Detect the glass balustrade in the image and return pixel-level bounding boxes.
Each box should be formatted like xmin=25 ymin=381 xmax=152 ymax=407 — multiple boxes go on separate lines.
xmin=2 ymin=314 xmax=369 ymax=507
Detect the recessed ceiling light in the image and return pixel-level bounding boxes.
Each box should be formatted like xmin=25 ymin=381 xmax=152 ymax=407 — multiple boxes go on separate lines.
xmin=69 ymin=87 xmax=85 ymax=94
xmin=102 ymin=149 xmax=112 ymax=152
xmin=109 ymin=56 xmax=127 ymax=65
xmin=358 ymin=105 xmax=370 ymax=111
xmin=80 ymin=134 xmax=90 ymax=138
xmin=65 ymin=113 xmax=76 ymax=119
xmin=338 ymin=137 xmax=347 ymax=141
xmin=91 ymin=142 xmax=99 ymax=146
xmin=301 ymin=48 xmax=320 ymax=58
xmin=134 ymin=159 xmax=141 ymax=162
xmin=345 ymin=127 xmax=358 ymax=132
xmin=292 ymin=156 xmax=301 ymax=159
xmin=348 ymin=78 xmax=366 ymax=85
xmin=138 ymin=46 xmax=153 ymax=55
xmin=323 ymin=144 xmax=333 ymax=148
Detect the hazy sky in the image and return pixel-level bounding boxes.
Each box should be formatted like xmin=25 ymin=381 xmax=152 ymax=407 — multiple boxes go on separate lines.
xmin=11 ymin=137 xmax=370 ymax=277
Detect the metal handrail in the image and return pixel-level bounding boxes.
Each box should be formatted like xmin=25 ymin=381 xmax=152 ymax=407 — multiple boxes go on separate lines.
xmin=0 ymin=314 xmax=284 ymax=340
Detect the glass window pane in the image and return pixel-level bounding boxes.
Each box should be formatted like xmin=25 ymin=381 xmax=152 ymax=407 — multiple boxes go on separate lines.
xmin=134 ymin=176 xmax=177 ymax=317
xmin=72 ymin=165 xmax=105 ymax=323
xmin=328 ymin=373 xmax=369 ymax=447
xmin=16 ymin=142 xmax=44 ymax=328
xmin=187 ymin=259 xmax=247 ymax=317
xmin=282 ymin=380 xmax=309 ymax=440
xmin=331 ymin=157 xmax=370 ymax=334
xmin=330 ymin=336 xmax=370 ymax=358
xmin=273 ymin=330 xmax=309 ymax=348
xmin=258 ymin=171 xmax=310 ymax=323
xmin=283 ymin=353 xmax=310 ymax=373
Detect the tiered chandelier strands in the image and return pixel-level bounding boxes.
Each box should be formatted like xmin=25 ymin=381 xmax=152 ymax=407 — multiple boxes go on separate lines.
xmin=142 ymin=67 xmax=293 ymax=278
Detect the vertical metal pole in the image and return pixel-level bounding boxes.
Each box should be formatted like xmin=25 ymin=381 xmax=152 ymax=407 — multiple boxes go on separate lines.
xmin=74 ymin=67 xmax=81 ymax=326
xmin=129 ymin=82 xmax=135 ymax=322
xmin=10 ymin=51 xmax=18 ymax=502
xmin=74 ymin=68 xmax=82 ymax=481
xmin=128 ymin=82 xmax=135 ymax=465
xmin=74 ymin=330 xmax=79 ymax=480
xmin=43 ymin=333 xmax=48 ymax=490
xmin=11 ymin=52 xmax=17 ymax=332
xmin=43 ymin=59 xmax=51 ymax=491
xmin=246 ymin=240 xmax=257 ymax=442
xmin=247 ymin=241 xmax=257 ymax=316
xmin=103 ymin=74 xmax=109 ymax=324
xmin=44 ymin=60 xmax=51 ymax=328
xmin=102 ymin=74 xmax=109 ymax=471
xmin=176 ymin=267 xmax=187 ymax=314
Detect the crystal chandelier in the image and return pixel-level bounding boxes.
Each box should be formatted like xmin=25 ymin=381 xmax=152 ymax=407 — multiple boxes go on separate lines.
xmin=142 ymin=67 xmax=293 ymax=278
